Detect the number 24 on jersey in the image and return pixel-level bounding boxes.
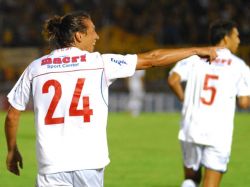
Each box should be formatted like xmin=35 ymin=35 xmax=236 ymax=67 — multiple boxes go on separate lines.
xmin=42 ymin=78 xmax=93 ymax=125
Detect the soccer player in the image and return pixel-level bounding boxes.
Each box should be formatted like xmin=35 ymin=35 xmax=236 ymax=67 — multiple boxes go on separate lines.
xmin=5 ymin=11 xmax=218 ymax=187
xmin=127 ymin=70 xmax=145 ymax=116
xmin=168 ymin=20 xmax=250 ymax=187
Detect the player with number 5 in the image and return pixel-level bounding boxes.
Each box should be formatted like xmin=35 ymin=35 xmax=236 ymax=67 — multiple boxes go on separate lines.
xmin=168 ymin=20 xmax=250 ymax=187
xmin=5 ymin=11 xmax=218 ymax=187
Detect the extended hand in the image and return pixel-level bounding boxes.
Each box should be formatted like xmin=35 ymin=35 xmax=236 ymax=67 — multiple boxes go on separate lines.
xmin=196 ymin=46 xmax=220 ymax=62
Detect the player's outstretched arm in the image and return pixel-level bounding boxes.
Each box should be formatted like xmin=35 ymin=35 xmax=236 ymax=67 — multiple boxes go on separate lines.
xmin=136 ymin=47 xmax=218 ymax=70
xmin=5 ymin=106 xmax=23 ymax=176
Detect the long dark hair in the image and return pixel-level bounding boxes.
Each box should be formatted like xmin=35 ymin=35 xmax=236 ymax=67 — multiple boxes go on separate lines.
xmin=43 ymin=11 xmax=91 ymax=49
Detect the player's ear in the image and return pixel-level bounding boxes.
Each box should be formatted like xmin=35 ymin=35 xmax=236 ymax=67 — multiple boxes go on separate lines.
xmin=223 ymin=35 xmax=230 ymax=45
xmin=74 ymin=32 xmax=83 ymax=43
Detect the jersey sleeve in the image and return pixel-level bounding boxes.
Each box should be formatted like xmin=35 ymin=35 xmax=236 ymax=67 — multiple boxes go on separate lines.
xmin=7 ymin=66 xmax=32 ymax=111
xmin=169 ymin=55 xmax=197 ymax=82
xmin=101 ymin=54 xmax=137 ymax=83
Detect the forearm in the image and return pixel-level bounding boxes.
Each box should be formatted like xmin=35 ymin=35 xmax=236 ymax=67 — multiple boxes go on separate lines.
xmin=137 ymin=47 xmax=217 ymax=70
xmin=168 ymin=72 xmax=184 ymax=102
xmin=169 ymin=83 xmax=184 ymax=102
xmin=137 ymin=48 xmax=193 ymax=69
xmin=150 ymin=48 xmax=197 ymax=67
xmin=5 ymin=107 xmax=20 ymax=152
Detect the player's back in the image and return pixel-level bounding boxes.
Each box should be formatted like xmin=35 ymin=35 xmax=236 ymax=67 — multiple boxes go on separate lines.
xmin=31 ymin=47 xmax=107 ymax=126
xmin=29 ymin=47 xmax=110 ymax=173
xmin=179 ymin=48 xmax=249 ymax=146
xmin=184 ymin=49 xmax=246 ymax=121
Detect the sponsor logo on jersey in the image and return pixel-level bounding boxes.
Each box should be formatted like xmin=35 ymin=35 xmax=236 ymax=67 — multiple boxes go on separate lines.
xmin=41 ymin=55 xmax=86 ymax=65
xmin=111 ymin=58 xmax=127 ymax=66
xmin=212 ymin=58 xmax=232 ymax=66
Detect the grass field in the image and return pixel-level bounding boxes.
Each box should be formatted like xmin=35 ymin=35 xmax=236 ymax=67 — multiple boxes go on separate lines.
xmin=0 ymin=111 xmax=249 ymax=187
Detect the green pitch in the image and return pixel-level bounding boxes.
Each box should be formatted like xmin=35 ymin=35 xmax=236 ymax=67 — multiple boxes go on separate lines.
xmin=0 ymin=111 xmax=249 ymax=187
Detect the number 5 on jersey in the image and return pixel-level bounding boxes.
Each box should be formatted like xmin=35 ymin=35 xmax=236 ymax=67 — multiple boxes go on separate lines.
xmin=42 ymin=78 xmax=93 ymax=125
xmin=200 ymin=74 xmax=219 ymax=105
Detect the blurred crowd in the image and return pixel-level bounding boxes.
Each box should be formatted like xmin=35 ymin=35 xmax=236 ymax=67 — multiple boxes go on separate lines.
xmin=0 ymin=0 xmax=250 ymax=92
xmin=1 ymin=0 xmax=250 ymax=47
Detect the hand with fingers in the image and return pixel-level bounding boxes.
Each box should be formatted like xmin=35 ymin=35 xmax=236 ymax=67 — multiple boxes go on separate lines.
xmin=195 ymin=46 xmax=221 ymax=62
xmin=6 ymin=148 xmax=23 ymax=176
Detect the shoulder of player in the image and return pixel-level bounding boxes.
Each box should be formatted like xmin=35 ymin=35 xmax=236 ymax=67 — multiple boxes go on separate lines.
xmin=176 ymin=55 xmax=202 ymax=66
xmin=225 ymin=53 xmax=248 ymax=69
xmin=217 ymin=49 xmax=246 ymax=66
xmin=230 ymin=53 xmax=245 ymax=64
xmin=27 ymin=55 xmax=45 ymax=70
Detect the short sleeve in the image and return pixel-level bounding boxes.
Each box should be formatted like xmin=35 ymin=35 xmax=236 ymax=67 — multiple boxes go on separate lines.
xmin=101 ymin=54 xmax=137 ymax=82
xmin=7 ymin=67 xmax=32 ymax=111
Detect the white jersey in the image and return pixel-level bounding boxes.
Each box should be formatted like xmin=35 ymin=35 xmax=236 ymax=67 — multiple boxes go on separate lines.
xmin=170 ymin=48 xmax=250 ymax=150
xmin=7 ymin=47 xmax=137 ymax=174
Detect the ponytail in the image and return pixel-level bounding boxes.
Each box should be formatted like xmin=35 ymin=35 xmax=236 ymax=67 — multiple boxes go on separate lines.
xmin=42 ymin=11 xmax=90 ymax=49
xmin=43 ymin=15 xmax=62 ymax=48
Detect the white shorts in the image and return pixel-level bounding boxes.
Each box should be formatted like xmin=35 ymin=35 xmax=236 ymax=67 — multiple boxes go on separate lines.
xmin=36 ymin=169 xmax=104 ymax=187
xmin=180 ymin=141 xmax=230 ymax=172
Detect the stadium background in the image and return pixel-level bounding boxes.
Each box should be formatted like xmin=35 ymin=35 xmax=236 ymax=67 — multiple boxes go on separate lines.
xmin=0 ymin=1 xmax=250 ymax=187
xmin=0 ymin=0 xmax=249 ymax=111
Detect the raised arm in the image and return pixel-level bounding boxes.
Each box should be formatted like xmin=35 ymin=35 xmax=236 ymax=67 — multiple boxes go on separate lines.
xmin=5 ymin=105 xmax=23 ymax=176
xmin=136 ymin=47 xmax=217 ymax=70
